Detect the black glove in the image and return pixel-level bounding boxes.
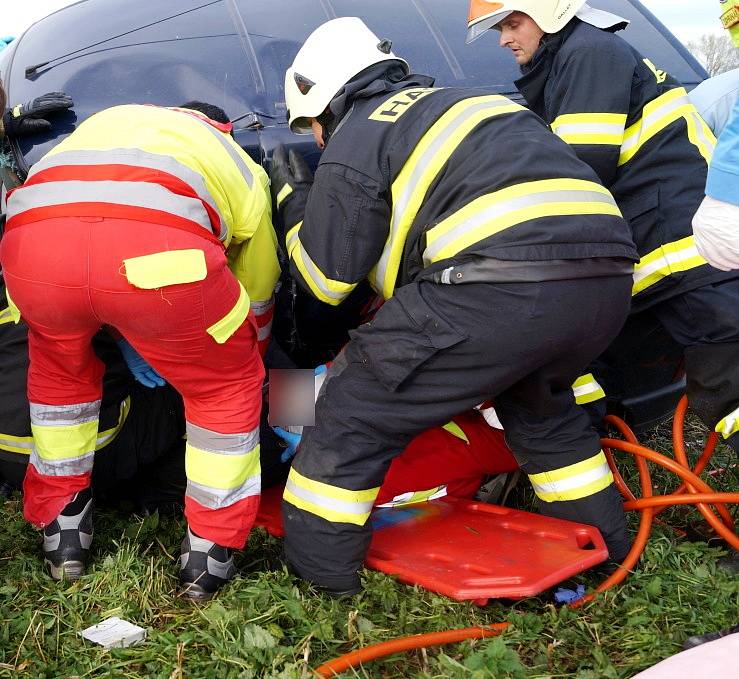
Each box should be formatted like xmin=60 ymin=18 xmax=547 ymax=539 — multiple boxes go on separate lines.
xmin=3 ymin=92 xmax=74 ymax=137
xmin=269 ymin=144 xmax=313 ymax=237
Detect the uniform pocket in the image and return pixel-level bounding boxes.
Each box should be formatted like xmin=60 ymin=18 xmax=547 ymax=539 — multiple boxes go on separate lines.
xmin=351 ymin=283 xmax=466 ymax=392
xmin=123 ymin=249 xmax=207 ymax=289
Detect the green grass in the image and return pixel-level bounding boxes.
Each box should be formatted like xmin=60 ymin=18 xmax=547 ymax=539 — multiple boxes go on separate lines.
xmin=1 ymin=417 xmax=736 ymax=678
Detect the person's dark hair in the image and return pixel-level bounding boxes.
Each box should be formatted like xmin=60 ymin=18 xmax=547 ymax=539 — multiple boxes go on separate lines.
xmin=0 ymin=81 xmax=6 ymax=118
xmin=179 ymin=101 xmax=230 ymax=124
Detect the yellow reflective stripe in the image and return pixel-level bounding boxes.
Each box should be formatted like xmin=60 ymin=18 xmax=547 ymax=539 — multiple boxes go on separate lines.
xmin=551 ymin=112 xmax=627 ymax=145
xmin=619 ymin=88 xmax=706 ymax=166
xmin=206 ymin=282 xmax=250 ymax=344
xmin=123 ymin=249 xmax=207 ymax=289
xmin=286 ymin=222 xmax=357 ymax=306
xmin=424 ymin=179 xmax=620 ymax=264
xmin=370 ymin=95 xmax=525 ymax=299
xmin=632 ymin=235 xmax=708 ymax=296
xmin=716 ymin=405 xmax=739 ymax=439
xmin=4 ymin=290 xmax=21 ymax=324
xmin=572 ymin=373 xmax=606 ymax=405
xmin=0 ymin=306 xmax=15 ymax=325
xmin=442 ymin=421 xmax=469 ymax=443
xmin=376 ymin=485 xmax=448 ymax=508
xmin=276 ymin=183 xmax=293 ymax=207
xmin=685 ymin=110 xmax=716 ymax=164
xmin=528 ymin=451 xmax=614 ymax=503
xmin=31 ymin=420 xmax=98 ymax=461
xmin=283 ymin=467 xmax=379 ymax=526
xmin=185 ymin=441 xmax=260 ymax=490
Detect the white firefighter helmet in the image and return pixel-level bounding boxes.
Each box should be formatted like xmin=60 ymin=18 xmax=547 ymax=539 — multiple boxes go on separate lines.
xmin=466 ymin=0 xmax=628 ymax=44
xmin=285 ymin=17 xmax=409 ymax=134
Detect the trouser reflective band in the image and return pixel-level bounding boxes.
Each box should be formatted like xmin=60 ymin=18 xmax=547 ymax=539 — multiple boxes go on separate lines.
xmin=528 ymin=451 xmax=614 ymax=503
xmin=283 ymin=467 xmax=380 ymax=526
xmin=715 ymin=405 xmax=739 ymax=439
xmin=29 ymin=400 xmax=100 ymax=476
xmin=572 ymin=373 xmax=606 ymax=405
xmin=375 ymin=485 xmax=448 ymax=508
xmin=184 ymin=422 xmax=261 ymax=509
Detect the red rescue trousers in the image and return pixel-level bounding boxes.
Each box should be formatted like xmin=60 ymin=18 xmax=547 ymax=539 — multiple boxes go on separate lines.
xmin=0 ymin=217 xmax=264 ymax=548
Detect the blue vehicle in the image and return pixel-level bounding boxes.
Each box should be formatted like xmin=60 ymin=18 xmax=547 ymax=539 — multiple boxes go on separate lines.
xmin=0 ymin=0 xmax=710 ymax=431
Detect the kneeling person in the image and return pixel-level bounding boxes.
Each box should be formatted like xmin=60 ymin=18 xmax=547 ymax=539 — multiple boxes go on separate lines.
xmin=270 ymin=18 xmax=639 ymax=595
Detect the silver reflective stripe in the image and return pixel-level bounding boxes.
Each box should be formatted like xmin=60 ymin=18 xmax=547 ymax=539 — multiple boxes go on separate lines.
xmin=250 ymin=297 xmax=274 ymax=314
xmin=8 ymin=180 xmax=214 ymax=232
xmin=374 ymin=98 xmax=515 ymax=290
xmin=632 ymin=243 xmax=702 ymax=287
xmin=186 ymin=422 xmax=259 ymax=455
xmin=29 ymin=148 xmax=227 ymax=239
xmin=30 ymin=449 xmax=95 ymax=476
xmin=423 ymin=189 xmax=617 ymax=264
xmin=690 ymin=111 xmax=716 ymax=155
xmin=184 ymin=114 xmax=254 ymax=189
xmin=620 ymin=93 xmax=690 ymax=156
xmin=530 ymin=463 xmax=612 ymax=496
xmin=186 ymin=475 xmax=261 ymax=509
xmin=554 ymin=122 xmax=624 ymax=138
xmin=284 ymin=478 xmax=375 ymax=517
xmin=257 ymin=319 xmax=273 ymax=342
xmin=30 ymin=400 xmax=101 ymax=427
xmin=0 ymin=436 xmax=32 ymax=451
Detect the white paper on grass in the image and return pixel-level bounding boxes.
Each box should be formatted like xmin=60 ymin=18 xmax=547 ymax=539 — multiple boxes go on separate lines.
xmin=79 ymin=616 xmax=147 ymax=649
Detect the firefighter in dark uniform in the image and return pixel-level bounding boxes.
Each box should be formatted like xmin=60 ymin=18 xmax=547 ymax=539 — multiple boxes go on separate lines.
xmin=270 ymin=17 xmax=640 ymax=595
xmin=467 ymin=0 xmax=739 ymax=455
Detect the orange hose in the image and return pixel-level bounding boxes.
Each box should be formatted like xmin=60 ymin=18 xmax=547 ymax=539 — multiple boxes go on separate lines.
xmin=625 ymin=493 xmax=739 ymax=510
xmin=602 ymin=438 xmax=739 ymax=550
xmin=313 ymin=624 xmax=510 ymax=678
xmin=671 ymin=397 xmax=734 ymax=529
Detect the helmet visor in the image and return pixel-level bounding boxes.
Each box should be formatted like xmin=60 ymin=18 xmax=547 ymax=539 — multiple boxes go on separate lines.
xmin=466 ymin=10 xmax=513 ymax=43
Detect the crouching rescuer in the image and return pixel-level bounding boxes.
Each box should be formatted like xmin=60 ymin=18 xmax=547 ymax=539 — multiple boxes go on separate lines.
xmin=270 ymin=17 xmax=640 ymax=595
xmin=0 ymin=102 xmax=280 ymax=599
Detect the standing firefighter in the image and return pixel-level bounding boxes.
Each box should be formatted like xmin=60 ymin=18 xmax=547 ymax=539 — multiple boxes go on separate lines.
xmin=466 ymin=0 xmax=739 ymax=455
xmin=271 ymin=17 xmax=639 ymax=595
xmin=0 ymin=102 xmax=280 ymax=599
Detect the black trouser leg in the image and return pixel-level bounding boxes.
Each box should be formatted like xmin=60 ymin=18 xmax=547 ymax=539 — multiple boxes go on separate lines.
xmin=282 ymin=276 xmax=633 ymax=591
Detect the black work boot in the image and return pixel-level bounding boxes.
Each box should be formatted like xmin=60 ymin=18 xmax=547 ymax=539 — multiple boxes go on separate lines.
xmin=43 ymin=487 xmax=93 ymax=581
xmin=179 ymin=527 xmax=236 ymax=601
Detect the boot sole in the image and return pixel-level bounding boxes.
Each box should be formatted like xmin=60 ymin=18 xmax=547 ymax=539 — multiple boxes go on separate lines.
xmin=46 ymin=559 xmax=85 ymax=581
xmin=179 ymin=582 xmax=215 ymax=602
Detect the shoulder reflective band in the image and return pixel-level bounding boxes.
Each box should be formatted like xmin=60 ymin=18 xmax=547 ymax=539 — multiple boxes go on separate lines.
xmin=206 ymin=282 xmax=251 ymax=344
xmin=423 ymin=178 xmax=621 ymax=265
xmin=632 ymin=235 xmax=708 ymax=296
xmin=528 ymin=451 xmax=614 ymax=503
xmin=286 ymin=222 xmax=357 ymax=305
xmin=715 ymin=404 xmax=739 ymax=439
xmin=619 ymin=88 xmax=715 ymax=166
xmin=551 ymin=112 xmax=627 ymax=145
xmin=0 ymin=397 xmax=130 ymax=455
xmin=283 ymin=467 xmax=380 ymax=526
xmin=185 ymin=422 xmax=261 ymax=509
xmin=572 ymin=373 xmax=606 ymax=405
xmin=375 ymin=485 xmax=448 ymax=508
xmin=370 ymin=95 xmax=526 ymax=300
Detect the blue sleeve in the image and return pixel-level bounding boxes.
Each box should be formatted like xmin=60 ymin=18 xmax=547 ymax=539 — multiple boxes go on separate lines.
xmin=707 ymin=95 xmax=739 ymax=206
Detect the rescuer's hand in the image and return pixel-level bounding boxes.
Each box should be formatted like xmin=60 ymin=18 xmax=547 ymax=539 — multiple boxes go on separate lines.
xmin=3 ymin=92 xmax=74 ymax=137
xmin=693 ymin=195 xmax=739 ymax=272
xmin=272 ymin=426 xmax=302 ymax=462
xmin=116 ymin=338 xmax=166 ymax=389
xmin=269 ymin=144 xmax=313 ymax=236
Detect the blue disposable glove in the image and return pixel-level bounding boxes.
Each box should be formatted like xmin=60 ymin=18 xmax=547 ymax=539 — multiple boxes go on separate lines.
xmin=314 ymin=364 xmax=328 ymax=375
xmin=116 ymin=338 xmax=166 ymax=388
xmin=272 ymin=426 xmax=302 ymax=463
